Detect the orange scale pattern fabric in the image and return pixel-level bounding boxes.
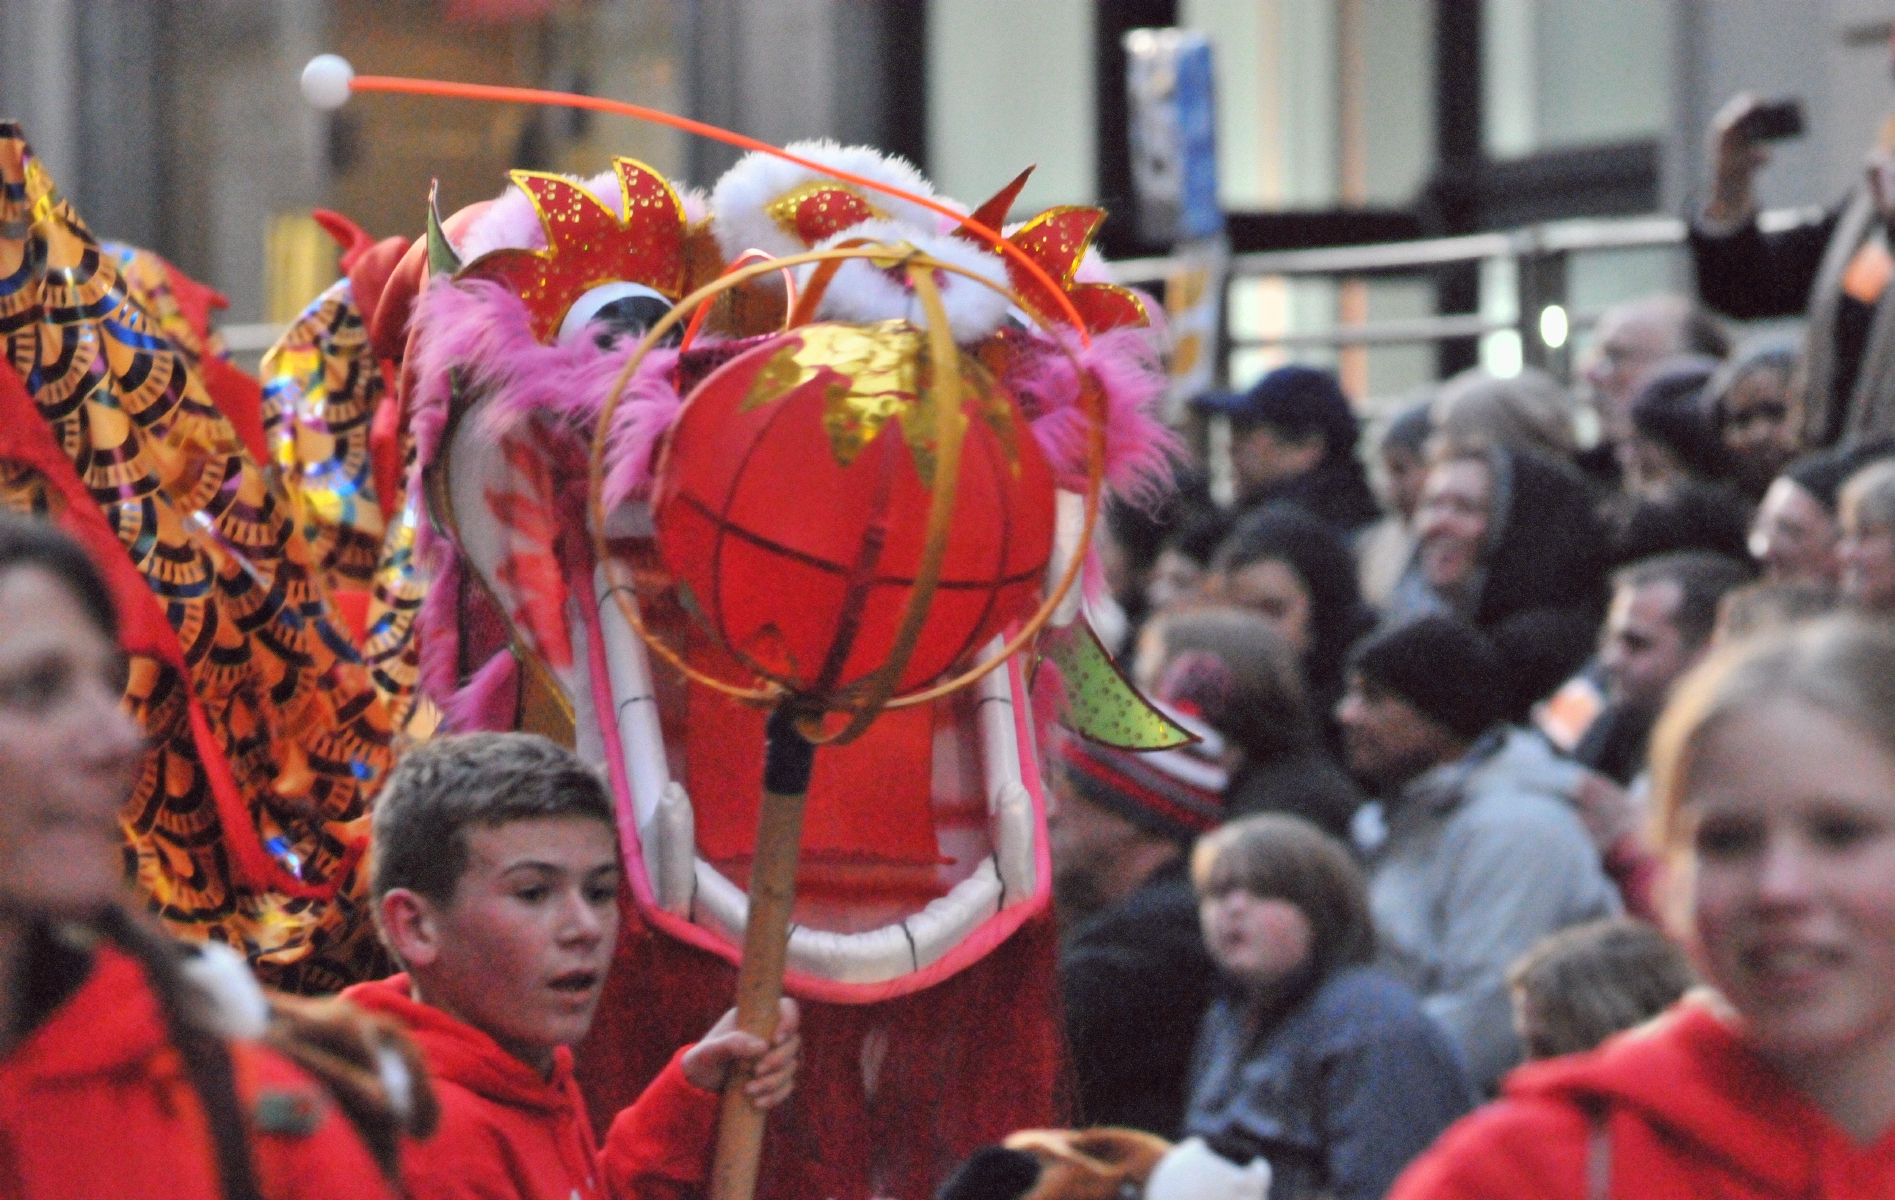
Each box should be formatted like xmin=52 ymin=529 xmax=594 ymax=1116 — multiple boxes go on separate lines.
xmin=0 ymin=123 xmax=394 ymax=992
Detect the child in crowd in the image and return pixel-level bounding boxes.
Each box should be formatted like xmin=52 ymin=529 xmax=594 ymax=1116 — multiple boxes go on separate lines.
xmin=1508 ymin=919 xmax=1695 ymax=1060
xmin=1183 ymin=815 xmax=1471 ymax=1200
xmin=1837 ymin=457 xmax=1895 ymax=615
xmin=1712 ymin=579 xmax=1836 ymax=644
xmin=344 ymin=733 xmax=800 ymax=1200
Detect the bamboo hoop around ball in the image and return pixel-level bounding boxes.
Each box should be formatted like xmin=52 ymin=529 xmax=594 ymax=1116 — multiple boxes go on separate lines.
xmin=582 ymin=243 xmax=1111 ymax=1200
xmin=584 ymin=242 xmax=1109 ymax=719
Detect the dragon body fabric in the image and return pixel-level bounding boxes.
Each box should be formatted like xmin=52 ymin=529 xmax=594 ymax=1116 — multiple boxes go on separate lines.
xmin=0 ymin=124 xmax=394 ymax=991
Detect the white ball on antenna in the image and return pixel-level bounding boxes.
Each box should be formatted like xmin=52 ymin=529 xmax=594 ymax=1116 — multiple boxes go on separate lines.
xmin=301 ymin=55 xmax=355 ymax=110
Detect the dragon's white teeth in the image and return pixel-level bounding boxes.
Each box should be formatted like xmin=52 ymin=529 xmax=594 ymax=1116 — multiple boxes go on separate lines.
xmin=596 ymin=585 xmax=1040 ymax=985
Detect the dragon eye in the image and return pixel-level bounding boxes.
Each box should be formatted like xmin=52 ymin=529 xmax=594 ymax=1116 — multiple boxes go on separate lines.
xmin=557 ymin=282 xmax=679 ymax=349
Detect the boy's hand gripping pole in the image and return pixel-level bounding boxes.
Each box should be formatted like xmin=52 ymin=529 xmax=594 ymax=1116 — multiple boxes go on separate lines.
xmin=709 ymin=706 xmax=815 ymax=1200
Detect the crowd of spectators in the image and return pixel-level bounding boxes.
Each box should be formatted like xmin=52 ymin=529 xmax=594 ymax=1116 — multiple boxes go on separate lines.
xmin=1048 ymin=97 xmax=1895 ymax=1192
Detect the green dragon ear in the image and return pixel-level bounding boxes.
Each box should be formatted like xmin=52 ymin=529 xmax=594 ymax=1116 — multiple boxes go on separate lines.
xmin=427 ymin=179 xmax=462 ymax=275
xmin=1038 ymin=617 xmax=1197 ymax=750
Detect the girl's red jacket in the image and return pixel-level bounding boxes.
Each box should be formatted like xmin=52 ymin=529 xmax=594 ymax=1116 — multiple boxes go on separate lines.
xmin=0 ymin=945 xmax=395 ymax=1200
xmin=1391 ymin=996 xmax=1895 ymax=1199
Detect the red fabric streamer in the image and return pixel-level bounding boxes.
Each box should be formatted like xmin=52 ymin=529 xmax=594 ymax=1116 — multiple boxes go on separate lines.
xmin=576 ymin=904 xmax=1070 ymax=1200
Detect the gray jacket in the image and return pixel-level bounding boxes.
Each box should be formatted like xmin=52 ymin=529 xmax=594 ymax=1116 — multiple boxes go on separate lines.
xmin=1367 ymin=727 xmax=1620 ymax=1094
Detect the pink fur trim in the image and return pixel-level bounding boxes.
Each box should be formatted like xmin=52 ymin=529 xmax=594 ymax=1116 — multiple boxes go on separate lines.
xmin=1007 ymin=327 xmax=1181 ymax=507
xmin=598 ymin=353 xmax=685 ymax=514
xmin=407 ymin=278 xmax=681 ymax=504
xmin=414 ymin=552 xmax=522 ymax=733
xmin=439 ymin=648 xmax=520 ymax=732
xmin=414 ymin=552 xmax=464 ymax=706
xmin=680 ymin=187 xmax=710 ymax=225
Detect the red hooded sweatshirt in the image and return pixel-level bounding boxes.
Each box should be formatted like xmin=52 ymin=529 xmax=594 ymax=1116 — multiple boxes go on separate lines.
xmin=0 ymin=944 xmax=394 ymax=1200
xmin=1390 ymin=997 xmax=1895 ymax=1199
xmin=345 ymin=974 xmax=720 ymax=1200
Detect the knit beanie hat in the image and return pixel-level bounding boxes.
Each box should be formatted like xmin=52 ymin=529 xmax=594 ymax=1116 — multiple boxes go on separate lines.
xmin=1053 ymin=711 xmax=1228 ymax=843
xmin=1347 ymin=616 xmax=1503 ymax=742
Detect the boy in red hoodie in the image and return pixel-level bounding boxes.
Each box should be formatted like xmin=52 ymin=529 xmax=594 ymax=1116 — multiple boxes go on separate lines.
xmin=344 ymin=733 xmax=800 ymax=1200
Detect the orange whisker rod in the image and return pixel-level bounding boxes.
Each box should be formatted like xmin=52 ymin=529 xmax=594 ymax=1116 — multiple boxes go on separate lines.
xmin=337 ymin=71 xmax=1092 ymax=345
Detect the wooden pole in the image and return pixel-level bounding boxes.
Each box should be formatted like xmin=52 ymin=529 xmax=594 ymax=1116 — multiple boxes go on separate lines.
xmin=709 ymin=708 xmax=814 ymax=1200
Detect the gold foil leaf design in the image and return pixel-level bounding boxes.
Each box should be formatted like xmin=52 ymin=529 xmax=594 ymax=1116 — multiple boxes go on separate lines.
xmin=739 ymin=322 xmax=1020 ymax=488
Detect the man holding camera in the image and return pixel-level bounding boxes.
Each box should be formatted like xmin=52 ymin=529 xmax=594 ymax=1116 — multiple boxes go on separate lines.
xmin=1690 ymin=75 xmax=1895 ymax=449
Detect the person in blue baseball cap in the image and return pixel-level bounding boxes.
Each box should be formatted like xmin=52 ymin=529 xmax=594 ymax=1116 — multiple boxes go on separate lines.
xmin=1194 ymin=366 xmax=1380 ymax=534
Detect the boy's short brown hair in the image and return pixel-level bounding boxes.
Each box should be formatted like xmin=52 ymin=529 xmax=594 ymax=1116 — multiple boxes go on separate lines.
xmin=1190 ymin=814 xmax=1373 ymax=980
xmin=369 ymin=732 xmax=615 ymax=905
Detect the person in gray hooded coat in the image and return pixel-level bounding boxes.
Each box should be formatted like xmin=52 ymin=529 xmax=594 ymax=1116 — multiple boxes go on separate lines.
xmin=1336 ymin=617 xmax=1620 ymax=1095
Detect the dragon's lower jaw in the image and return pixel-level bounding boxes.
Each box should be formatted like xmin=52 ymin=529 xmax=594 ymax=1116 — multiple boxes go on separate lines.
xmin=564 ymin=559 xmax=1049 ymax=1002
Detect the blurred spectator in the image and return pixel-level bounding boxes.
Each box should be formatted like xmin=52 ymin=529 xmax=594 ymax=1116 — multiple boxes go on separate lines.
xmin=1693 ymin=90 xmax=1895 ymax=446
xmin=1607 ymin=480 xmax=1754 ymax=566
xmin=1144 ymin=507 xmax=1233 ymax=619
xmin=1576 ymin=552 xmax=1753 ymax=788
xmin=1557 ymin=553 xmax=1752 ymax=919
xmin=1337 ymin=617 xmax=1620 ymax=1093
xmin=1359 ymin=400 xmax=1433 ymax=609
xmin=1619 ymin=357 xmax=1725 ymax=499
xmin=1838 ymin=457 xmax=1895 ymax=614
xmin=1105 ymin=481 xmax=1218 ymax=640
xmin=1192 ymin=366 xmax=1380 ymax=533
xmin=1750 ymin=439 xmax=1895 ymax=585
xmin=1050 ymin=727 xmax=1226 ymax=1137
xmin=1387 ymin=442 xmax=1607 ymax=638
xmin=1431 ymin=367 xmax=1578 ymax=463
xmin=1186 ymin=815 xmax=1471 ymax=1200
xmin=1507 ymin=919 xmax=1695 ymax=1061
xmin=1577 ymin=295 xmax=1730 ymax=455
xmin=1210 ymin=504 xmax=1374 ymax=737
xmin=1712 ymin=579 xmax=1838 ymax=645
xmin=1152 ymin=607 xmax=1364 ymax=841
xmin=1487 ymin=608 xmax=1601 ymax=729
xmin=1705 ymin=336 xmax=1802 ymax=500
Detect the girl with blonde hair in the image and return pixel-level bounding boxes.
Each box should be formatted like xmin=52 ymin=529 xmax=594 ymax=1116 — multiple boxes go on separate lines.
xmin=1393 ymin=616 xmax=1895 ymax=1197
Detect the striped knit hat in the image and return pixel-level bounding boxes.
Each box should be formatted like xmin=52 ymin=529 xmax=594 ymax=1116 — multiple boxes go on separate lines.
xmin=1053 ymin=709 xmax=1228 ymax=843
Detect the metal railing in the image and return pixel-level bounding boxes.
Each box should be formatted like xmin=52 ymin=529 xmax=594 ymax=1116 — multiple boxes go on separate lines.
xmin=223 ymin=206 xmax=1815 ymax=377
xmin=1109 ymin=207 xmax=1817 ymax=385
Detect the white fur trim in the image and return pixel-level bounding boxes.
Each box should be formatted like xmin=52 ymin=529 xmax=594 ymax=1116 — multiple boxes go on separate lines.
xmin=802 ymin=221 xmax=1011 ymax=344
xmin=181 ymin=941 xmax=272 ymax=1040
xmin=1145 ymin=1138 xmax=1273 ymax=1200
xmin=1073 ymin=244 xmax=1114 ymax=285
xmin=679 ymin=185 xmax=711 ymax=226
xmin=710 ymin=141 xmax=940 ymax=260
xmin=375 ymin=1043 xmax=418 ymax=1126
